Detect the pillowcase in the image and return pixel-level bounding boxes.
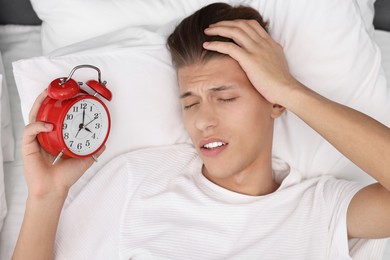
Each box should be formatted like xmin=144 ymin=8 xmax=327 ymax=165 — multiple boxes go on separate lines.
xmin=22 ymin=0 xmax=390 ymax=183
xmin=256 ymin=0 xmax=390 ymax=179
xmin=31 ymin=0 xmax=235 ymax=54
xmin=31 ymin=0 xmax=377 ymax=54
xmin=0 ymin=51 xmax=14 ymax=161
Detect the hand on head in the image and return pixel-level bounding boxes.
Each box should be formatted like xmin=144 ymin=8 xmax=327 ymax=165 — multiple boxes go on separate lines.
xmin=203 ymin=19 xmax=300 ymax=106
xmin=22 ymin=90 xmax=105 ymax=199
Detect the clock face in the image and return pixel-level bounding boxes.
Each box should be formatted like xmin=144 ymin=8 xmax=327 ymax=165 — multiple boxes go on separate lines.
xmin=62 ymin=98 xmax=109 ymax=156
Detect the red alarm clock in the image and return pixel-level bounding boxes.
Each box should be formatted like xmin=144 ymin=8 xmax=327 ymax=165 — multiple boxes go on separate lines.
xmin=37 ymin=64 xmax=112 ymax=165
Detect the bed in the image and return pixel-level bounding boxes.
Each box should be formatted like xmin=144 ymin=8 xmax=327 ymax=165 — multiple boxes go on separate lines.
xmin=0 ymin=0 xmax=390 ymax=259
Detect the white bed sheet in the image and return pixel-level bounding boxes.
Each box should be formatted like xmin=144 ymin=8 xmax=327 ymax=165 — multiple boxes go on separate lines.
xmin=0 ymin=25 xmax=389 ymax=260
xmin=0 ymin=25 xmax=42 ymax=260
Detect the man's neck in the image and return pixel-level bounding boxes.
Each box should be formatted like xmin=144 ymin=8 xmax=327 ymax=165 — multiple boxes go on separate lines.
xmin=202 ymin=164 xmax=279 ymax=196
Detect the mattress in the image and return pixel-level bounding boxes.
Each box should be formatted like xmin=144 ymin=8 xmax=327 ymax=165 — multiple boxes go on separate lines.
xmin=0 ymin=25 xmax=389 ymax=260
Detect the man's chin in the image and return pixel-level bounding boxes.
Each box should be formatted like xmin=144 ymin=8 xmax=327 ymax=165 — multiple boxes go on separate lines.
xmin=202 ymin=163 xmax=231 ymax=180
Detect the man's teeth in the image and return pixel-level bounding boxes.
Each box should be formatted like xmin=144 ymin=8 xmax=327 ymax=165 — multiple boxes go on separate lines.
xmin=203 ymin=142 xmax=226 ymax=149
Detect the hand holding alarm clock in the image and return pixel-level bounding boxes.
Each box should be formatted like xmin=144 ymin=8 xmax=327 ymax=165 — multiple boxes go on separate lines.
xmin=36 ymin=64 xmax=112 ymax=165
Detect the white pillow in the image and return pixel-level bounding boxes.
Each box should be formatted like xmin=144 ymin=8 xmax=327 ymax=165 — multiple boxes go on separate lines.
xmin=0 ymin=51 xmax=15 ymax=162
xmin=13 ymin=26 xmax=190 ymax=200
xmin=256 ymin=0 xmax=390 ymax=179
xmin=21 ymin=0 xmax=390 ymax=182
xmin=354 ymin=0 xmax=376 ymax=37
xmin=31 ymin=0 xmax=377 ymax=54
xmin=375 ymin=30 xmax=390 ymax=80
xmin=31 ymin=0 xmax=238 ymax=54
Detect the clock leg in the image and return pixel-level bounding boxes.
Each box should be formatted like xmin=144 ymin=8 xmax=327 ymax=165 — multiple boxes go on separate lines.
xmin=52 ymin=151 xmax=64 ymax=165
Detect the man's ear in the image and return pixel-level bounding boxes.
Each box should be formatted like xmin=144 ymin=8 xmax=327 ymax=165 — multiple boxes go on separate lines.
xmin=271 ymin=104 xmax=285 ymax=119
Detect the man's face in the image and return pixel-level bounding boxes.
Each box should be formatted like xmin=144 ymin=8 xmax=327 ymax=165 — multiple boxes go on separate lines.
xmin=178 ymin=56 xmax=282 ymax=182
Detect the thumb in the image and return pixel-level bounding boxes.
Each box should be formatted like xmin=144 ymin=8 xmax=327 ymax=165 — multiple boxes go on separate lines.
xmin=23 ymin=122 xmax=53 ymax=156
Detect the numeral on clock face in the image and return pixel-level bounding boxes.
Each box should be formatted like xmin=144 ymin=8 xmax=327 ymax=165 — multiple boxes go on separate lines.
xmin=62 ymin=99 xmax=109 ymax=156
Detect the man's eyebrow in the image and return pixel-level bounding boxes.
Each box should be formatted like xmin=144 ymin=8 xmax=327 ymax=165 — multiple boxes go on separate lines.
xmin=208 ymin=85 xmax=237 ymax=92
xmin=180 ymin=91 xmax=194 ymax=99
xmin=180 ymin=85 xmax=238 ymax=99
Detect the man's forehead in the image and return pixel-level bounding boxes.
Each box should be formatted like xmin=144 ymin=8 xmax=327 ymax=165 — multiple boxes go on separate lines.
xmin=179 ymin=85 xmax=240 ymax=99
xmin=177 ymin=57 xmax=245 ymax=97
xmin=177 ymin=58 xmax=235 ymax=81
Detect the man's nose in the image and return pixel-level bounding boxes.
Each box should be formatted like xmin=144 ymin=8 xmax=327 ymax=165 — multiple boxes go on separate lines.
xmin=195 ymin=103 xmax=218 ymax=132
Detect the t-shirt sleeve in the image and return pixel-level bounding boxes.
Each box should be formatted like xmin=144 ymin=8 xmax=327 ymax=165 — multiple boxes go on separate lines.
xmin=322 ymin=177 xmax=364 ymax=259
xmin=322 ymin=178 xmax=388 ymax=259
xmin=55 ymin=154 xmax=131 ymax=258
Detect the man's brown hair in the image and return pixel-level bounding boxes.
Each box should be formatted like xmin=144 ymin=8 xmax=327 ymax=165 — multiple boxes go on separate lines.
xmin=167 ymin=2 xmax=268 ymax=69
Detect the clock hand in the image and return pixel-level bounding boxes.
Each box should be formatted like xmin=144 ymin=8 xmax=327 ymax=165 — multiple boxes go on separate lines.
xmin=75 ymin=123 xmax=83 ymax=138
xmin=80 ymin=115 xmax=98 ymax=135
xmin=75 ymin=109 xmax=87 ymax=138
xmin=82 ymin=108 xmax=86 ymax=124
xmin=84 ymin=116 xmax=98 ymax=127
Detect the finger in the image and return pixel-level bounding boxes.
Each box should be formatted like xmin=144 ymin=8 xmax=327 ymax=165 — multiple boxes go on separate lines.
xmin=242 ymin=20 xmax=270 ymax=40
xmin=208 ymin=19 xmax=267 ymax=42
xmin=244 ymin=21 xmax=284 ymax=50
xmin=29 ymin=89 xmax=48 ymax=123
xmin=204 ymin=24 xmax=258 ymax=48
xmin=203 ymin=41 xmax=248 ymax=61
xmin=22 ymin=122 xmax=53 ymax=157
xmin=70 ymin=145 xmax=106 ymax=170
xmin=23 ymin=121 xmax=53 ymax=146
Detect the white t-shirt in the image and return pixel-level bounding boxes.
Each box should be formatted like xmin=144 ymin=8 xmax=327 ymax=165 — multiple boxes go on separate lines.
xmin=54 ymin=144 xmax=381 ymax=259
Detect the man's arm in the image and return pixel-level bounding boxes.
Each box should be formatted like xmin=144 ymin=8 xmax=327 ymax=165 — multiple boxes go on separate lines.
xmin=203 ymin=19 xmax=390 ymax=239
xmin=13 ymin=194 xmax=67 ymax=260
xmin=13 ymin=90 xmax=103 ymax=259
xmin=286 ymin=83 xmax=390 ymax=239
xmin=286 ymin=85 xmax=390 ymax=191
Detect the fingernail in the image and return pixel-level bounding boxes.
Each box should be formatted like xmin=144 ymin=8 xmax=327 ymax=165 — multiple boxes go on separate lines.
xmin=203 ymin=42 xmax=210 ymax=47
xmin=44 ymin=123 xmax=53 ymax=129
xmin=204 ymin=28 xmax=211 ymax=33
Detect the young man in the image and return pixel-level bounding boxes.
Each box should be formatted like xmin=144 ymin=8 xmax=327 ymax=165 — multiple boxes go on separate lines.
xmin=13 ymin=3 xmax=390 ymax=259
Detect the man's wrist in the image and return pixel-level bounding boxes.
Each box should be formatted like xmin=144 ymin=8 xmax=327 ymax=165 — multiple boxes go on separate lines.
xmin=27 ymin=190 xmax=68 ymax=206
xmin=276 ymin=80 xmax=310 ymax=111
